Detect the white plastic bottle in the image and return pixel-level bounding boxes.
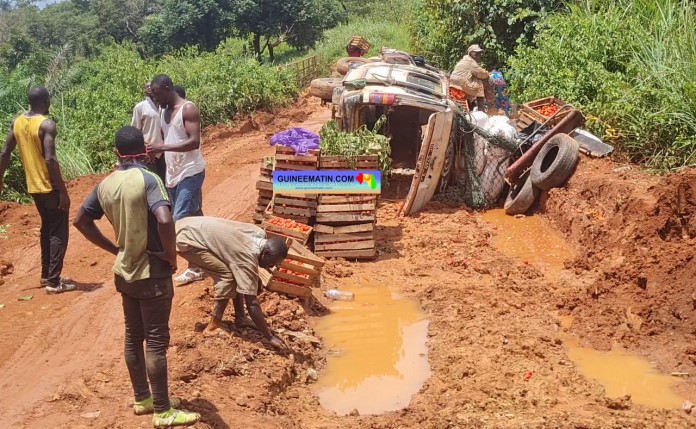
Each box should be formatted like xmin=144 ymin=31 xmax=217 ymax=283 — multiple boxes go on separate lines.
xmin=325 ymin=289 xmax=355 ymax=301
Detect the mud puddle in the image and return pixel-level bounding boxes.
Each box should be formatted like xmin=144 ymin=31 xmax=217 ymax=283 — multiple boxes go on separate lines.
xmin=480 ymin=209 xmax=575 ymax=278
xmin=556 ymin=315 xmax=683 ymax=409
xmin=313 ymin=280 xmax=431 ymax=416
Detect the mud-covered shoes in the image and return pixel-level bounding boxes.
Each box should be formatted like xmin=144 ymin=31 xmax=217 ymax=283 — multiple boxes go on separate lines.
xmin=133 ymin=396 xmax=181 ymax=415
xmin=45 ymin=278 xmax=76 ymax=294
xmin=152 ymin=408 xmax=200 ymax=427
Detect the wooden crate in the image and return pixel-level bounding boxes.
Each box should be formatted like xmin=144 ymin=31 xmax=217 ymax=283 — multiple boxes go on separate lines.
xmin=274 ymin=145 xmax=319 ymax=171
xmin=319 ymin=155 xmax=379 ymax=170
xmin=259 ymin=239 xmax=325 ymax=298
xmin=314 ymin=223 xmax=376 ymax=260
xmin=520 ymin=96 xmax=573 ymax=127
xmin=262 ymin=216 xmax=313 ymax=245
xmin=315 ymin=194 xmax=376 ymax=225
xmin=271 ymin=194 xmax=318 ymax=219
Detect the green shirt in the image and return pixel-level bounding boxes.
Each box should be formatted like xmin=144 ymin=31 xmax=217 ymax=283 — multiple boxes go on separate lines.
xmin=80 ymin=163 xmax=173 ymax=282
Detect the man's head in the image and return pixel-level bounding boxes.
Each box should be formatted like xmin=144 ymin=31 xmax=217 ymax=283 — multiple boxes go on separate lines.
xmin=259 ymin=237 xmax=289 ymax=269
xmin=467 ymin=44 xmax=484 ymax=62
xmin=150 ymin=74 xmax=177 ymax=107
xmin=114 ymin=125 xmax=147 ymax=163
xmin=28 ymin=86 xmax=50 ymax=114
xmin=144 ymin=81 xmax=153 ymax=98
xmin=173 ymin=85 xmax=186 ymax=99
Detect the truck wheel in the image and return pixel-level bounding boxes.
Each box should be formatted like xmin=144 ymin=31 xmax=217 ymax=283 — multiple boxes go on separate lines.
xmin=530 ymin=133 xmax=579 ymax=190
xmin=336 ymin=57 xmax=371 ymax=75
xmin=309 ymin=78 xmax=343 ymax=101
xmin=504 ymin=170 xmax=540 ymax=215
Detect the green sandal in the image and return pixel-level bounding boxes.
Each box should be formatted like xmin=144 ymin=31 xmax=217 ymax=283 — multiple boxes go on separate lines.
xmin=133 ymin=396 xmax=181 ymax=415
xmin=152 ymin=408 xmax=201 ymax=428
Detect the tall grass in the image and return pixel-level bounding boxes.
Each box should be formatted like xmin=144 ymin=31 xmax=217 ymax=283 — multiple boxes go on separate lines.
xmin=509 ymin=0 xmax=696 ymax=169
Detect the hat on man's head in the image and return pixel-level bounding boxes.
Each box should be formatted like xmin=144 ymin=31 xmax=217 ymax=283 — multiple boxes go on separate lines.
xmin=467 ymin=44 xmax=484 ymax=54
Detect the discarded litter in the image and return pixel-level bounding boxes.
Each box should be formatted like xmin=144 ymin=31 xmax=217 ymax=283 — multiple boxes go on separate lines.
xmin=0 ymin=304 xmax=5 ymax=309
xmin=325 ymin=289 xmax=355 ymax=301
xmin=80 ymin=411 xmax=101 ymax=419
xmin=18 ymin=295 xmax=33 ymax=301
xmin=523 ymin=371 xmax=534 ymax=381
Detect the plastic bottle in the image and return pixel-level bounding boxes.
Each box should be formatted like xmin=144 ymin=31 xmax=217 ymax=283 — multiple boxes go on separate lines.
xmin=325 ymin=289 xmax=355 ymax=301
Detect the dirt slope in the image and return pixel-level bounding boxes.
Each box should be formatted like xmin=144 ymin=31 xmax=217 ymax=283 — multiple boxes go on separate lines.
xmin=0 ymin=96 xmax=695 ymax=429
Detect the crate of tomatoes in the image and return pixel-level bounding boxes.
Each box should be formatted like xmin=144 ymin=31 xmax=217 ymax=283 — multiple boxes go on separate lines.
xmin=261 ymin=238 xmax=325 ymax=299
xmin=262 ymin=216 xmax=313 ymax=245
xmin=519 ymin=96 xmax=573 ymax=128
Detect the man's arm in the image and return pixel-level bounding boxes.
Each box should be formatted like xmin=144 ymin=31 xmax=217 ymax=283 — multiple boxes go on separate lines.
xmin=153 ymin=205 xmax=177 ymax=271
xmin=0 ymin=120 xmax=17 ymax=194
xmin=73 ymin=187 xmax=118 ymax=255
xmin=471 ymin=62 xmax=490 ymax=80
xmin=73 ymin=210 xmax=119 ymax=255
xmin=40 ymin=119 xmax=70 ymax=211
xmin=244 ymin=294 xmax=287 ymax=350
xmin=147 ymin=103 xmax=201 ymax=153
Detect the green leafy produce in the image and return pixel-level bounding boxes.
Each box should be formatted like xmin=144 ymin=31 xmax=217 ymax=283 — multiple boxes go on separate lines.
xmin=318 ymin=116 xmax=392 ymax=181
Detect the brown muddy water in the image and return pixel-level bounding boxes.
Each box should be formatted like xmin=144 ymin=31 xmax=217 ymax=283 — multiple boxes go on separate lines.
xmin=483 ymin=210 xmax=683 ymax=409
xmin=313 ymin=280 xmax=431 ymax=416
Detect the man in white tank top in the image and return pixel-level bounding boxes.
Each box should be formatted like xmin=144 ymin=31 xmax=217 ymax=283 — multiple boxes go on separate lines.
xmin=147 ymin=74 xmax=207 ymax=285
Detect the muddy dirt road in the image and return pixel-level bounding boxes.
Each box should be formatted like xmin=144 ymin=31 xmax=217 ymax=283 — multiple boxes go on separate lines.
xmin=1 ymin=95 xmax=695 ymax=428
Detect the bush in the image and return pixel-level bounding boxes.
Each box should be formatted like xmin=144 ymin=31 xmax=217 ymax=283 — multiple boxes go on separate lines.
xmin=508 ymin=0 xmax=696 ymax=169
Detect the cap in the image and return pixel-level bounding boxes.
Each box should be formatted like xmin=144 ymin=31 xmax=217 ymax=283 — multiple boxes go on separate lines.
xmin=467 ymin=44 xmax=484 ymax=54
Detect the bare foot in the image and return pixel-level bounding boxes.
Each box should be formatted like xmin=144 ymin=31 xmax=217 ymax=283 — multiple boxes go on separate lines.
xmin=204 ymin=318 xmax=232 ymax=334
xmin=234 ymin=317 xmax=258 ymax=330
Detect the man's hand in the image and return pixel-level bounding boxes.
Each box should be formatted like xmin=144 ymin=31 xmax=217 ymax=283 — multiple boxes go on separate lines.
xmin=58 ymin=189 xmax=70 ymax=211
xmin=269 ymin=334 xmax=288 ymax=351
xmin=146 ymin=142 xmax=166 ymax=155
xmin=147 ymin=250 xmax=178 ymax=272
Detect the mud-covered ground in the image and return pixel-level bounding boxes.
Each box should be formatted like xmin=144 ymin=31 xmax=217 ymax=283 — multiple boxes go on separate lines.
xmin=0 ymin=95 xmax=694 ymax=428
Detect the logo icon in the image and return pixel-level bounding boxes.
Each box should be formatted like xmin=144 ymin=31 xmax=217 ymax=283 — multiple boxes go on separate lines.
xmin=355 ymin=173 xmax=377 ymax=189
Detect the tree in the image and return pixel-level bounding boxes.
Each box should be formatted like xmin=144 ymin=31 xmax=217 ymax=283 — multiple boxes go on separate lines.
xmin=90 ymin=0 xmax=163 ymax=43
xmin=139 ymin=0 xmax=233 ymax=57
xmin=230 ymin=0 xmax=347 ymax=62
xmin=410 ymin=0 xmax=567 ymax=70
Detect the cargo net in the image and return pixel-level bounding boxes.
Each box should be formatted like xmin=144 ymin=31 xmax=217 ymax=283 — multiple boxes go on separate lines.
xmin=441 ymin=112 xmax=521 ymax=209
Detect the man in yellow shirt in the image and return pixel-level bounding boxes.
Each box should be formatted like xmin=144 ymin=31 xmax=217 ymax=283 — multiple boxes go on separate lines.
xmin=0 ymin=87 xmax=75 ymax=294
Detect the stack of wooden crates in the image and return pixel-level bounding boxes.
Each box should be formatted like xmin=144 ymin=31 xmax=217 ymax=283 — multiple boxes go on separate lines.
xmin=313 ymin=155 xmax=379 ymax=260
xmin=269 ymin=145 xmax=319 ymax=224
xmin=253 ymin=157 xmax=274 ymax=224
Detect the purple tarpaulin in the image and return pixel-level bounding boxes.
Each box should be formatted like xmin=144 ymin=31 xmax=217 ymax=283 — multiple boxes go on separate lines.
xmin=269 ymin=128 xmax=320 ymax=155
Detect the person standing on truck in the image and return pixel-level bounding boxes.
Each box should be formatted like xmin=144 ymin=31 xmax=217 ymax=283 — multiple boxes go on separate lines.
xmin=450 ymin=44 xmax=494 ymax=112
xmin=175 ymin=216 xmax=289 ymax=351
xmin=0 ymin=87 xmax=75 ymax=294
xmin=147 ymin=74 xmax=207 ymax=286
xmin=73 ymin=126 xmax=200 ymax=427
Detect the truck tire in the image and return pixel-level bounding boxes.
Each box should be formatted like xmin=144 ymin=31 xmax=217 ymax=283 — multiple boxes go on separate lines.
xmin=530 ymin=133 xmax=579 ymax=190
xmin=336 ymin=57 xmax=371 ymax=75
xmin=504 ymin=170 xmax=540 ymax=215
xmin=309 ymin=78 xmax=342 ymax=101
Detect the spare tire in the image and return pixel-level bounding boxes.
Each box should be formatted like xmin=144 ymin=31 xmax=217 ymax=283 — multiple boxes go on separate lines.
xmin=336 ymin=57 xmax=371 ymax=75
xmin=309 ymin=78 xmax=342 ymax=101
xmin=530 ymin=133 xmax=579 ymax=190
xmin=504 ymin=170 xmax=540 ymax=216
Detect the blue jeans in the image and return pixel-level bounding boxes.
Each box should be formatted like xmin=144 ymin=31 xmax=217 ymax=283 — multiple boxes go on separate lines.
xmin=168 ymin=171 xmax=205 ymax=221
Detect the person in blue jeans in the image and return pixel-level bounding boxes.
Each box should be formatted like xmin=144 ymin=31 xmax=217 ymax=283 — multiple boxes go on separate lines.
xmin=147 ymin=75 xmax=207 ymax=285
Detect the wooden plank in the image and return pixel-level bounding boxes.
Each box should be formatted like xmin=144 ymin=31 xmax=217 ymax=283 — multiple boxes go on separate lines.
xmin=267 ymin=280 xmax=312 ymax=298
xmin=314 ymin=249 xmax=376 ymax=259
xmin=316 ymin=213 xmax=375 ymax=223
xmin=314 ymin=232 xmax=374 ymax=243
xmin=278 ymin=260 xmax=320 ymax=277
xmin=274 ymin=162 xmax=318 ymax=171
xmin=289 ymin=240 xmax=325 ymax=265
xmin=319 ymin=195 xmax=377 ymax=204
xmin=258 ymin=268 xmax=273 ymax=287
xmin=274 ymin=197 xmax=318 ymax=208
xmin=316 ymin=203 xmax=375 ymax=213
xmin=315 ymin=240 xmax=375 ymax=252
xmin=314 ymin=223 xmax=374 ymax=234
xmin=273 ymin=206 xmax=313 ymax=217
xmin=275 ymin=154 xmax=318 ymax=163
xmin=256 ymin=180 xmax=273 ymax=191
xmin=321 ymin=155 xmax=378 ymax=162
xmin=272 ymin=270 xmax=313 ymax=286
